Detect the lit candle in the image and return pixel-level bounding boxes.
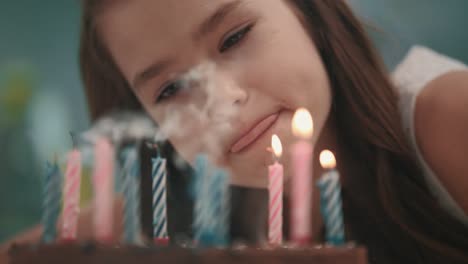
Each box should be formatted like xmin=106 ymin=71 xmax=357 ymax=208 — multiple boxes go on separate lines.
xmin=268 ymin=134 xmax=284 ymax=245
xmin=41 ymin=160 xmax=62 ymax=243
xmin=119 ymin=145 xmax=142 ymax=245
xmin=290 ymin=108 xmax=314 ymax=245
xmin=61 ymin=150 xmax=82 ymax=241
xmin=92 ymin=138 xmax=115 ymax=243
xmin=317 ymin=150 xmax=345 ymax=246
xmin=193 ymin=154 xmax=230 ymax=247
xmin=151 ymin=154 xmax=169 ymax=244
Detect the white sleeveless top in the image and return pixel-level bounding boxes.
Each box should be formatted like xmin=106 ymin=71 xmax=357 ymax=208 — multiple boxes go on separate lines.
xmin=392 ymin=46 xmax=468 ymax=225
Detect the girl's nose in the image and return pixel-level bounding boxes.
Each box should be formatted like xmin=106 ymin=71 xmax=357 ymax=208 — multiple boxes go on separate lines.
xmin=232 ymin=85 xmax=248 ymax=106
xmin=217 ymin=70 xmax=249 ymax=106
xmin=205 ymin=71 xmax=248 ymax=121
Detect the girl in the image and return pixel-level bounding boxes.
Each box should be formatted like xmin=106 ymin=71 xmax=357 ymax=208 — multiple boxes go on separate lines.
xmin=3 ymin=1 xmax=468 ymax=263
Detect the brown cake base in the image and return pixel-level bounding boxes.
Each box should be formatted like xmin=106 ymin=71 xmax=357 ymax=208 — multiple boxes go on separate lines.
xmin=9 ymin=243 xmax=367 ymax=264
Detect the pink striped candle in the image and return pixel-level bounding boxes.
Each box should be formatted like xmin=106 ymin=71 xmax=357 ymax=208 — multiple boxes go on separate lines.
xmin=290 ymin=108 xmax=314 ymax=245
xmin=92 ymin=138 xmax=115 ymax=243
xmin=61 ymin=150 xmax=82 ymax=241
xmin=268 ymin=135 xmax=284 ymax=245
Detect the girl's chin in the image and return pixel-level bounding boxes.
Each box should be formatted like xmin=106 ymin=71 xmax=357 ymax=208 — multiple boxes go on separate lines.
xmin=228 ymin=168 xmax=292 ymax=189
xmin=229 ymin=174 xmax=269 ymax=188
xmin=226 ymin=152 xmax=271 ymax=188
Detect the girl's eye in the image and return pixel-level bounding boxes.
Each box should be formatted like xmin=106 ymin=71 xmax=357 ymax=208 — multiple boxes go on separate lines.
xmin=219 ymin=24 xmax=253 ymax=53
xmin=156 ymin=81 xmax=183 ymax=103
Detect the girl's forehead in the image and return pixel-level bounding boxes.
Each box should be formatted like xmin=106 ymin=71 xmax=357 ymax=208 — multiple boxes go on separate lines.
xmin=98 ymin=0 xmax=247 ymax=30
xmin=97 ymin=0 xmax=260 ymax=83
xmin=97 ymin=0 xmax=251 ymax=56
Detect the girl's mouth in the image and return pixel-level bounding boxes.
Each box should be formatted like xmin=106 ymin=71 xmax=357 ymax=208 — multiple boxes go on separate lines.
xmin=230 ymin=111 xmax=280 ymax=153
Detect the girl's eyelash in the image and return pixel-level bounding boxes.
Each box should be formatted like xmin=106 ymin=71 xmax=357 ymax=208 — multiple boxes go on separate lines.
xmin=219 ymin=23 xmax=254 ymax=53
xmin=155 ymin=81 xmax=183 ymax=103
xmin=155 ymin=24 xmax=254 ymax=104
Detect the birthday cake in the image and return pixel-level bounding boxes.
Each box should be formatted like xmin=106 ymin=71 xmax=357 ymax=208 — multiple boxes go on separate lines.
xmin=9 ymin=243 xmax=367 ymax=264
xmin=8 ymin=113 xmax=368 ymax=264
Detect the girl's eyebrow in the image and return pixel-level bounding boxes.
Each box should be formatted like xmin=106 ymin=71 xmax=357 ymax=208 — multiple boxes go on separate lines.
xmin=132 ymin=59 xmax=173 ymax=91
xmin=132 ymin=0 xmax=244 ymax=90
xmin=193 ymin=0 xmax=244 ymax=40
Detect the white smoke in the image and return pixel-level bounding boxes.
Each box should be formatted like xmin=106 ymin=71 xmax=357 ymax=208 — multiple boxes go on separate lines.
xmin=79 ymin=112 xmax=157 ymax=146
xmin=79 ymin=61 xmax=240 ymax=165
xmin=153 ymin=61 xmax=240 ymax=162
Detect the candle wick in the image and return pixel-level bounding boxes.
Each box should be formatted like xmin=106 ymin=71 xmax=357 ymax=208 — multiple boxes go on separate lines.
xmin=146 ymin=141 xmax=161 ymax=157
xmin=156 ymin=143 xmax=162 ymax=158
xmin=69 ymin=131 xmax=77 ymax=149
xmin=266 ymin=147 xmax=277 ymax=163
xmin=274 ymin=155 xmax=279 ymax=164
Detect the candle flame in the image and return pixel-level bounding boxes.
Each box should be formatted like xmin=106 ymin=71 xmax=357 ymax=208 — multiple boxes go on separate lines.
xmin=320 ymin=150 xmax=336 ymax=169
xmin=271 ymin=134 xmax=283 ymax=158
xmin=292 ymin=108 xmax=313 ymax=139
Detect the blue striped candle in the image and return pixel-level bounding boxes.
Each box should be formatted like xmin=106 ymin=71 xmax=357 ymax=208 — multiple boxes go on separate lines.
xmin=151 ymin=156 xmax=168 ymax=243
xmin=317 ymin=150 xmax=345 ymax=246
xmin=193 ymin=155 xmax=230 ymax=247
xmin=41 ymin=160 xmax=63 ymax=243
xmin=119 ymin=145 xmax=142 ymax=245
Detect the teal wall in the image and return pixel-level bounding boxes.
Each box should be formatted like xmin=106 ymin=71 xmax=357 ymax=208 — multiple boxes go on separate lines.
xmin=351 ymin=0 xmax=468 ymax=67
xmin=0 ymin=1 xmax=88 ymax=242
xmin=1 ymin=1 xmax=467 ymax=242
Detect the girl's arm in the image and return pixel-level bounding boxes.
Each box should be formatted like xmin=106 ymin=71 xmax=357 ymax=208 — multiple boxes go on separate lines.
xmin=414 ymin=70 xmax=468 ymax=214
xmin=0 ymin=226 xmax=43 ymax=262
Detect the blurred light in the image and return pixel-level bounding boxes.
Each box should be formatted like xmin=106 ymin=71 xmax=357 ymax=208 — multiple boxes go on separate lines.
xmin=27 ymin=90 xmax=72 ymax=162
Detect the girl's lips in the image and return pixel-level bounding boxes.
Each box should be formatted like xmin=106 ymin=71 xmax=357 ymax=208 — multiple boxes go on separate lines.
xmin=230 ymin=112 xmax=280 ymax=153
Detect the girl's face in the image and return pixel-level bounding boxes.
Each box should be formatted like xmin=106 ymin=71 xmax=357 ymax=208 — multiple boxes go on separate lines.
xmin=98 ymin=0 xmax=332 ymax=187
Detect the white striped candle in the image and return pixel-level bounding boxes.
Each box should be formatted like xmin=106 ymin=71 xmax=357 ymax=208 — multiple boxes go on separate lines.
xmin=120 ymin=145 xmax=142 ymax=245
xmin=61 ymin=150 xmax=82 ymax=241
xmin=268 ymin=135 xmax=284 ymax=245
xmin=317 ymin=150 xmax=345 ymax=246
xmin=151 ymin=156 xmax=168 ymax=243
xmin=193 ymin=154 xmax=230 ymax=247
xmin=41 ymin=160 xmax=62 ymax=243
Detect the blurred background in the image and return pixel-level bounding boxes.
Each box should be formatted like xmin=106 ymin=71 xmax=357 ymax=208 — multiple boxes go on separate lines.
xmin=1 ymin=0 xmax=467 ymax=242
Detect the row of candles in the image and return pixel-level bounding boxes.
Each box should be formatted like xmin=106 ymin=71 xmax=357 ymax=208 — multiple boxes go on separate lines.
xmin=41 ymin=138 xmax=169 ymax=244
xmin=268 ymin=108 xmax=344 ymax=246
xmin=40 ymin=108 xmax=344 ymax=247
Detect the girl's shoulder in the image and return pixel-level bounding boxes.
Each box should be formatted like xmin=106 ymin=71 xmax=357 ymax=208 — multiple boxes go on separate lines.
xmin=412 ymin=69 xmax=468 ymax=213
xmin=393 ymin=45 xmax=468 ymax=224
xmin=392 ymin=45 xmax=467 ymax=95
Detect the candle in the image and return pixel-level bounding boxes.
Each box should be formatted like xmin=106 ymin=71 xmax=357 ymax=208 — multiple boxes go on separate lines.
xmin=317 ymin=150 xmax=345 ymax=246
xmin=151 ymin=154 xmax=169 ymax=244
xmin=92 ymin=138 xmax=115 ymax=243
xmin=41 ymin=160 xmax=63 ymax=243
xmin=119 ymin=144 xmax=142 ymax=244
xmin=268 ymin=134 xmax=284 ymax=245
xmin=193 ymin=154 xmax=230 ymax=247
xmin=61 ymin=150 xmax=82 ymax=241
xmin=290 ymin=108 xmax=314 ymax=245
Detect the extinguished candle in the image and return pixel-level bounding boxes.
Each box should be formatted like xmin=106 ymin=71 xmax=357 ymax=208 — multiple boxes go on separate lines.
xmin=61 ymin=150 xmax=82 ymax=241
xmin=290 ymin=108 xmax=314 ymax=245
xmin=41 ymin=160 xmax=62 ymax=243
xmin=120 ymin=145 xmax=142 ymax=245
xmin=151 ymin=154 xmax=169 ymax=244
xmin=92 ymin=138 xmax=115 ymax=243
xmin=317 ymin=150 xmax=345 ymax=246
xmin=193 ymin=155 xmax=230 ymax=247
xmin=268 ymin=134 xmax=284 ymax=245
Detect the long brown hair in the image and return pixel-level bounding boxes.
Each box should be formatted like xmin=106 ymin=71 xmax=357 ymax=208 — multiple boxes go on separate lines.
xmin=79 ymin=1 xmax=468 ymax=263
